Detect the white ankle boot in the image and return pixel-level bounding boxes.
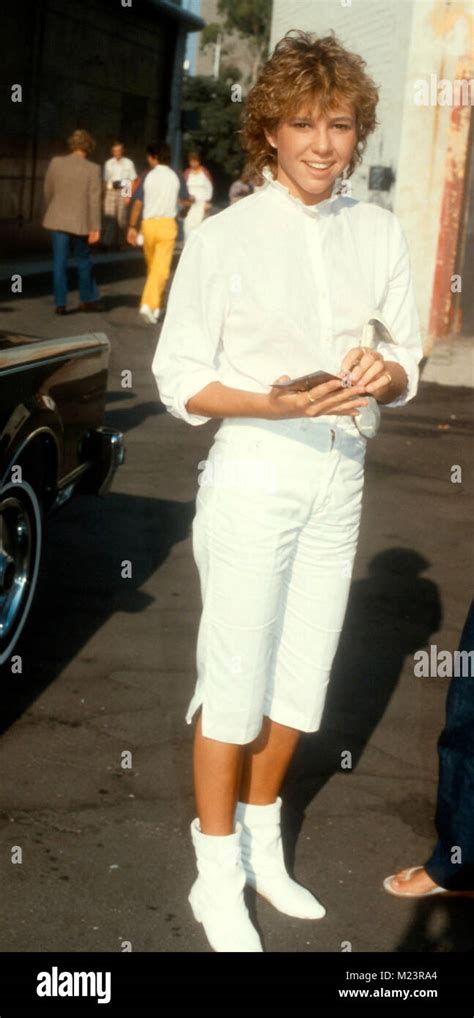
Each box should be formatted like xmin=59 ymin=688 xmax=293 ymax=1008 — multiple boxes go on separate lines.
xmin=235 ymin=797 xmax=326 ymax=920
xmin=188 ymin=818 xmax=263 ymax=952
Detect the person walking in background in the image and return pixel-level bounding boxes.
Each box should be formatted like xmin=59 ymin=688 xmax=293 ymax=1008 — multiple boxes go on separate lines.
xmin=228 ymin=168 xmax=253 ymax=205
xmin=102 ymin=140 xmax=137 ymax=249
xmin=128 ymin=145 xmax=191 ymax=251
xmin=42 ymin=129 xmax=101 ymax=315
xmin=182 ymin=149 xmax=213 ymax=243
xmin=127 ymin=142 xmax=187 ymax=324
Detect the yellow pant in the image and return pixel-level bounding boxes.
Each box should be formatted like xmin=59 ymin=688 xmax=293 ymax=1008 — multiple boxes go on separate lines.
xmin=141 ymin=217 xmax=178 ymax=310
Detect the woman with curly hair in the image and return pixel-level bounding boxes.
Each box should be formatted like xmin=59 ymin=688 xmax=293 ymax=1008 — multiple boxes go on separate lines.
xmin=152 ymin=30 xmax=423 ymax=952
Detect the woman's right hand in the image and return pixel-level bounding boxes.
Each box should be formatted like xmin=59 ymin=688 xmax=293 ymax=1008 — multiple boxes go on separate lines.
xmin=266 ymin=375 xmax=369 ymax=420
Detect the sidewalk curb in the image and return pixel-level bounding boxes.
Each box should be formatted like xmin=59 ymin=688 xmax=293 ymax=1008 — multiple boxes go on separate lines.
xmin=0 ymin=244 xmax=184 ymax=284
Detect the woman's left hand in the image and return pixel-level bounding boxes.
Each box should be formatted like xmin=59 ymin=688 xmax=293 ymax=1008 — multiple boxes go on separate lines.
xmin=339 ymin=347 xmax=392 ymax=397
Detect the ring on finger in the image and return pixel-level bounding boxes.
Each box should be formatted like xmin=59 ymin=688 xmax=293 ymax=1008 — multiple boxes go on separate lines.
xmin=384 ymin=371 xmax=392 ymax=384
xmin=307 ymin=391 xmax=316 ymax=404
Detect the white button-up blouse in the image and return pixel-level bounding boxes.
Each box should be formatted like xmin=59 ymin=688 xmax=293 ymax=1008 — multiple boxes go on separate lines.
xmin=151 ymin=166 xmax=423 ymax=427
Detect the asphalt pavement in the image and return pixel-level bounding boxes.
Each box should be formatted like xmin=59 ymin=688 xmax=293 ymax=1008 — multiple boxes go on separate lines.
xmin=0 ymin=258 xmax=473 ymax=953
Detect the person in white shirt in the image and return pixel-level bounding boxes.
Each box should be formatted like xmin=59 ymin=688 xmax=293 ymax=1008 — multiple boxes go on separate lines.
xmin=127 ymin=142 xmax=186 ymax=323
xmin=228 ymin=168 xmax=253 ymax=204
xmin=152 ymin=30 xmax=424 ymax=952
xmin=103 ymin=141 xmax=137 ymax=248
xmin=182 ymin=149 xmax=213 ymax=243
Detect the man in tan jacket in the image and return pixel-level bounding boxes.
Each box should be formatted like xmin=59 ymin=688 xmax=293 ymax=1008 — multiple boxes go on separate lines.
xmin=43 ymin=129 xmax=102 ymax=314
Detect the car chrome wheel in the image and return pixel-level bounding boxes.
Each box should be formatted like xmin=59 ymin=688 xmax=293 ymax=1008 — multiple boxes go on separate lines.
xmin=0 ymin=482 xmax=42 ymax=665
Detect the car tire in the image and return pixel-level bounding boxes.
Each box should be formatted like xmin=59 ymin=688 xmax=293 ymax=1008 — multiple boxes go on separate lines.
xmin=0 ymin=481 xmax=42 ymax=666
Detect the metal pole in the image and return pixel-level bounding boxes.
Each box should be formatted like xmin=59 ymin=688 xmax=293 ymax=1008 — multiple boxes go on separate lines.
xmin=213 ymin=33 xmax=221 ymax=79
xmin=167 ymin=22 xmax=188 ymax=168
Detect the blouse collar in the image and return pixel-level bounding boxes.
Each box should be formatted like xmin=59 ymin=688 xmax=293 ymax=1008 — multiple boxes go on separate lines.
xmin=261 ymin=164 xmax=344 ymax=218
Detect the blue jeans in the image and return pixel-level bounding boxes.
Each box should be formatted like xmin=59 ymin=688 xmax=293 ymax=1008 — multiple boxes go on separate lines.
xmin=51 ymin=231 xmax=99 ymax=307
xmin=424 ymin=600 xmax=474 ymax=889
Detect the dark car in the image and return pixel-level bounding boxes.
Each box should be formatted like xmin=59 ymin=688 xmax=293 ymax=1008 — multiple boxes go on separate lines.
xmin=0 ymin=330 xmax=124 ymax=665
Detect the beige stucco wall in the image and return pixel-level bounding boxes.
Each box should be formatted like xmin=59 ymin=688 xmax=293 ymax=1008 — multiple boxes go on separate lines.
xmin=394 ymin=0 xmax=473 ymax=344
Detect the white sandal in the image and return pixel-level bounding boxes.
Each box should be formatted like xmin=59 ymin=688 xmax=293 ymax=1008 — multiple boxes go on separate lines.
xmin=383 ymin=866 xmax=455 ymax=898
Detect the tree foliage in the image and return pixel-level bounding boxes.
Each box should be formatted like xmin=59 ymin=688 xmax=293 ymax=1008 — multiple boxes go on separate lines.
xmin=216 ymin=0 xmax=272 ymax=41
xmin=181 ymin=74 xmax=245 ymax=195
xmin=200 ymin=0 xmax=271 ymax=88
xmin=183 ymin=0 xmax=272 ymax=198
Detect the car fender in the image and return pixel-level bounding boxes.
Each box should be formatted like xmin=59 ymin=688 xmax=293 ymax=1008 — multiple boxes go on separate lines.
xmin=0 ymin=397 xmax=62 ymax=492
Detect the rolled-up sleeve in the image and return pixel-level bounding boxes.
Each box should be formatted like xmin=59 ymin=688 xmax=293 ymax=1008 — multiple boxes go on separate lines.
xmin=151 ymin=228 xmax=226 ymax=425
xmin=377 ymin=214 xmax=424 ymax=408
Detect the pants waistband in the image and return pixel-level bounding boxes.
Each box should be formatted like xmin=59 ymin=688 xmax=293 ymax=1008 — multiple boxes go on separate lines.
xmin=219 ymin=414 xmax=359 ymax=436
xmin=217 ymin=415 xmax=365 ymax=454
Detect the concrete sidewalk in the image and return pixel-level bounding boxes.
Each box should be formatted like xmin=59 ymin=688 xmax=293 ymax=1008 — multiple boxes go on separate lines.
xmin=421 ymin=336 xmax=473 ymax=388
xmin=0 ymin=242 xmax=184 ymax=283
xmin=0 ymin=247 xmax=142 ymax=282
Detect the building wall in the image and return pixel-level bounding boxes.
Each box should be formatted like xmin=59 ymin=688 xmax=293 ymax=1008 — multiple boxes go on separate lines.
xmin=394 ymin=0 xmax=473 ymax=342
xmin=2 ymin=0 xmax=178 ymax=252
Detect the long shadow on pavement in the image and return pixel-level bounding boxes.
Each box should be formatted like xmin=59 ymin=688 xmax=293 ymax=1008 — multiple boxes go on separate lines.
xmin=282 ymin=548 xmax=442 ymax=831
xmin=0 ymin=249 xmax=181 ymax=303
xmin=104 ymin=396 xmax=167 ymax=433
xmin=396 ymin=894 xmax=474 ymax=952
xmin=277 ymin=549 xmax=473 ymax=945
xmin=278 ymin=548 xmax=474 ymax=949
xmin=0 ymin=491 xmax=195 ymax=736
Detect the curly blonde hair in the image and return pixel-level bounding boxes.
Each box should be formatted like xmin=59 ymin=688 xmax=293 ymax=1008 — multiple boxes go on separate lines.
xmin=240 ymin=30 xmax=379 ymax=185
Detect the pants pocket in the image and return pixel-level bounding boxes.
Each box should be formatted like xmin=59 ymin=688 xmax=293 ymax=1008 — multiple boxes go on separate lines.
xmin=204 ymin=427 xmax=281 ymax=496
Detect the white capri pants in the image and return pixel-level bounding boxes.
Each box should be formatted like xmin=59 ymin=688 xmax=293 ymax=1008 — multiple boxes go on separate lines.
xmin=186 ymin=415 xmax=367 ymax=744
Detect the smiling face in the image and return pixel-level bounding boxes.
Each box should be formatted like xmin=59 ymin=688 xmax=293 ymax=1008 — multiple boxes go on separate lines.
xmin=264 ymin=100 xmax=357 ymax=205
